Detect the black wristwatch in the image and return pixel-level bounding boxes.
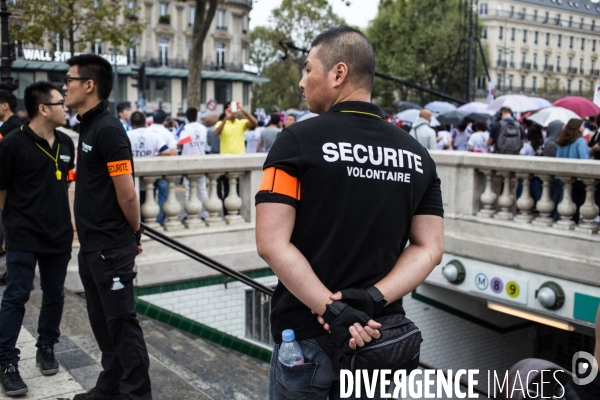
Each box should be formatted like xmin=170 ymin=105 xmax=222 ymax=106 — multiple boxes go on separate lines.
xmin=134 ymin=226 xmax=144 ymax=245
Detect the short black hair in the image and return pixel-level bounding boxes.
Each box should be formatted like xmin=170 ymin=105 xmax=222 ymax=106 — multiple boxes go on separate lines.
xmin=66 ymin=53 xmax=114 ymax=100
xmin=500 ymin=106 xmax=513 ymax=115
xmin=23 ymin=81 xmax=57 ymax=119
xmin=153 ymin=109 xmax=167 ymax=124
xmin=269 ymin=114 xmax=280 ymax=125
xmin=285 ymin=114 xmax=296 ymax=121
xmin=0 ymin=90 xmax=18 ymax=113
xmin=130 ymin=111 xmax=146 ymax=128
xmin=117 ymin=101 xmax=131 ymax=114
xmin=186 ymin=107 xmax=198 ymax=122
xmin=311 ymin=26 xmax=375 ymax=92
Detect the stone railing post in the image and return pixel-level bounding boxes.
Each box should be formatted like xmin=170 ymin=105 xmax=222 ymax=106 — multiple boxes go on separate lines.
xmin=477 ymin=169 xmax=497 ymax=218
xmin=184 ymin=174 xmax=204 ymax=229
xmin=532 ymin=174 xmax=555 ymax=227
xmin=495 ymin=171 xmax=515 ymax=220
xmin=224 ymin=172 xmax=244 ymax=224
xmin=554 ymin=177 xmax=577 ymax=230
xmin=162 ymin=175 xmax=184 ymax=231
xmin=575 ymin=178 xmax=599 ymax=234
xmin=204 ymin=173 xmax=226 ymax=226
xmin=141 ymin=175 xmax=161 ymax=229
xmin=515 ymin=173 xmax=535 ymax=223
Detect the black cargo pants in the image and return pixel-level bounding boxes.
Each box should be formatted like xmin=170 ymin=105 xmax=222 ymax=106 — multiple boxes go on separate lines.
xmin=78 ymin=240 xmax=152 ymax=400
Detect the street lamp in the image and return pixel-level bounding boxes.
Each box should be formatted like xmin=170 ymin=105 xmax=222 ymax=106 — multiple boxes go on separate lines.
xmin=0 ymin=0 xmax=18 ymax=92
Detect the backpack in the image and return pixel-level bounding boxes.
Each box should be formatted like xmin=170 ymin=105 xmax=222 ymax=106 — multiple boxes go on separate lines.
xmin=496 ymin=120 xmax=521 ymax=154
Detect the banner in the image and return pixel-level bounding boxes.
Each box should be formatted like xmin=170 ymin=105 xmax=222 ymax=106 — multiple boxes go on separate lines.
xmin=594 ymin=84 xmax=600 ymax=108
xmin=486 ymin=80 xmax=495 ymax=104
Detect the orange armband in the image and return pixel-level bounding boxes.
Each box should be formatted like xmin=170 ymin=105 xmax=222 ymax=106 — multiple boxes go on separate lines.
xmin=258 ymin=167 xmax=301 ymax=201
xmin=107 ymin=160 xmax=132 ymax=177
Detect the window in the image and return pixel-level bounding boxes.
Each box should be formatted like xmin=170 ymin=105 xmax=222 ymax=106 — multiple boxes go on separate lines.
xmin=533 ymin=10 xmax=538 ymax=22
xmin=522 ymin=52 xmax=527 ymax=66
xmin=569 ymin=36 xmax=573 ymax=49
xmin=594 ymin=40 xmax=597 ymax=52
xmin=580 ymin=58 xmax=584 ymax=73
xmin=546 ymin=33 xmax=550 ymax=46
xmin=245 ymin=289 xmax=273 ymax=347
xmin=126 ymin=0 xmax=136 ymax=9
xmin=92 ymin=41 xmax=103 ymax=54
xmin=189 ymin=6 xmax=195 ymax=27
xmin=592 ymin=21 xmax=596 ymax=32
xmin=544 ymin=11 xmax=549 ymax=23
xmin=523 ymin=30 xmax=527 ymax=43
xmin=578 ymin=80 xmax=582 ymax=94
xmin=480 ymin=3 xmax=488 ymax=15
xmin=567 ymin=80 xmax=571 ymax=94
xmin=241 ymin=46 xmax=246 ymax=64
xmin=482 ymin=26 xmax=487 ymax=39
xmin=534 ymin=31 xmax=538 ymax=44
xmin=499 ymin=26 xmax=503 ymax=40
xmin=217 ymin=9 xmax=227 ymax=30
xmin=497 ymin=49 xmax=503 ymax=63
xmin=592 ymin=60 xmax=596 ymax=72
xmin=580 ymin=18 xmax=584 ymax=29
xmin=148 ymin=78 xmax=171 ymax=103
xmin=568 ymin=16 xmax=573 ymax=28
xmin=557 ymin=56 xmax=561 ymax=72
xmin=216 ymin=42 xmax=226 ymax=68
xmin=242 ymin=15 xmax=248 ymax=34
xmin=511 ymin=28 xmax=515 ymax=41
xmin=477 ymin=76 xmax=487 ymax=90
xmin=533 ymin=53 xmax=538 ymax=69
xmin=214 ymin=80 xmax=231 ymax=104
xmin=243 ymin=83 xmax=249 ymax=107
xmin=128 ymin=43 xmax=137 ymax=65
xmin=544 ymin=77 xmax=548 ymax=89
xmin=581 ymin=38 xmax=585 ymax=50
xmin=508 ymin=75 xmax=513 ymax=91
xmin=496 ymin=4 xmax=502 ymax=16
xmin=532 ymin=77 xmax=537 ymax=93
xmin=510 ymin=51 xmax=514 ymax=66
xmin=568 ymin=57 xmax=573 ymax=69
xmin=520 ymin=7 xmax=526 ymax=19
xmin=509 ymin=6 xmax=514 ymax=18
xmin=544 ymin=55 xmax=549 ymax=68
xmin=556 ymin=14 xmax=561 ymax=26
xmin=558 ymin=35 xmax=562 ymax=47
xmin=159 ymin=2 xmax=168 ymax=16
xmin=158 ymin=38 xmax=169 ymax=67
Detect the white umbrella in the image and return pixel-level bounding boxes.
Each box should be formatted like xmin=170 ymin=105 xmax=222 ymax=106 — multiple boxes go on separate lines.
xmin=487 ymin=95 xmax=539 ymax=112
xmin=424 ymin=101 xmax=456 ymax=114
xmin=525 ymin=106 xmax=581 ymax=126
xmin=395 ymin=109 xmax=440 ymax=127
xmin=529 ymin=97 xmax=552 ymax=109
xmin=457 ymin=102 xmax=495 ymax=115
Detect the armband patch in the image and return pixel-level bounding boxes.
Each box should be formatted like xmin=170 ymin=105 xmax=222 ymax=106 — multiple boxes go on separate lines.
xmin=107 ymin=160 xmax=132 ymax=177
xmin=258 ymin=167 xmax=301 ymax=201
xmin=67 ymin=169 xmax=76 ymax=182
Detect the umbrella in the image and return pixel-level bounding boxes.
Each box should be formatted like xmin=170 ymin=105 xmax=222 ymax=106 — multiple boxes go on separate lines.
xmin=457 ymin=102 xmax=496 ymax=115
xmin=395 ymin=109 xmax=440 ymax=127
xmin=464 ymin=112 xmax=494 ymax=123
xmin=529 ymin=97 xmax=552 ymax=109
xmin=487 ymin=95 xmax=539 ymax=112
xmin=393 ymin=100 xmax=422 ymax=110
xmin=553 ymin=96 xmax=600 ymax=118
xmin=296 ymin=112 xmax=318 ymax=122
xmin=437 ymin=110 xmax=468 ymax=126
xmin=525 ymin=106 xmax=581 ymax=126
xmin=424 ymin=101 xmax=456 ymax=114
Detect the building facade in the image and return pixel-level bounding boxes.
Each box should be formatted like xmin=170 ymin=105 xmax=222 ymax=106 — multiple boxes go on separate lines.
xmin=478 ymin=0 xmax=600 ymax=101
xmin=10 ymin=0 xmax=266 ymax=116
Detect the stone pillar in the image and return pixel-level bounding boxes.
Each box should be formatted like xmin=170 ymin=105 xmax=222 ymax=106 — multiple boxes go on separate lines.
xmin=141 ymin=176 xmax=161 ymax=230
xmin=224 ymin=172 xmax=244 ymax=224
xmin=162 ymin=175 xmax=184 ymax=231
xmin=532 ymin=174 xmax=555 ymax=227
xmin=204 ymin=173 xmax=226 ymax=226
xmin=495 ymin=171 xmax=515 ymax=220
xmin=184 ymin=174 xmax=204 ymax=229
xmin=476 ymin=169 xmax=497 ymax=218
xmin=575 ymin=178 xmax=599 ymax=233
xmin=554 ymin=177 xmax=577 ymax=230
xmin=515 ymin=173 xmax=535 ymax=223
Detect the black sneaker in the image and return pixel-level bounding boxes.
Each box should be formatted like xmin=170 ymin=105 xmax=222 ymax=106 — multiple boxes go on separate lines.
xmin=36 ymin=345 xmax=59 ymax=375
xmin=0 ymin=363 xmax=28 ymax=396
xmin=72 ymin=388 xmax=121 ymax=400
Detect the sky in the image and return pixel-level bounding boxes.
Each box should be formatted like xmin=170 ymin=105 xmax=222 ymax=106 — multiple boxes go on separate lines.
xmin=249 ymin=0 xmax=380 ymax=31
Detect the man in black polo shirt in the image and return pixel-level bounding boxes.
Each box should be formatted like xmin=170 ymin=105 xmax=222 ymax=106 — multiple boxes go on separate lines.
xmin=0 ymin=81 xmax=75 ymax=396
xmin=63 ymin=54 xmax=151 ymax=400
xmin=256 ymin=27 xmax=444 ymax=398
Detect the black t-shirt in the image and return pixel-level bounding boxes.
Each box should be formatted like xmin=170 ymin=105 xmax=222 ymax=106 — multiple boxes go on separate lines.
xmin=0 ymin=115 xmax=23 ymax=138
xmin=0 ymin=124 xmax=75 ymax=253
xmin=74 ymin=100 xmax=136 ymax=252
xmin=255 ymin=101 xmax=444 ymax=343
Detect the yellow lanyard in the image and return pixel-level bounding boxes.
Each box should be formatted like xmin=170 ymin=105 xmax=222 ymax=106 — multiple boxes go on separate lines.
xmin=35 ymin=142 xmax=62 ymax=181
xmin=339 ymin=110 xmax=384 ymax=119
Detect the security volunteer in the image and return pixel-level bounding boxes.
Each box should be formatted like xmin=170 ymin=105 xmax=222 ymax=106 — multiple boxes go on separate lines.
xmin=255 ymin=26 xmax=444 ymax=399
xmin=63 ymin=54 xmax=152 ymax=400
xmin=0 ymin=81 xmax=75 ymax=396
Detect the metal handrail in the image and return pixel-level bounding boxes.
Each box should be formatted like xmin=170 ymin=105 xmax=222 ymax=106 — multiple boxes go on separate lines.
xmin=141 ymin=223 xmax=275 ymax=296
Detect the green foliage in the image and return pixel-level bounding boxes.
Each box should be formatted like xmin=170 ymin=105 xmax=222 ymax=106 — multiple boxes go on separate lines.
xmin=250 ymin=0 xmax=346 ymax=112
xmin=11 ymin=0 xmax=145 ymax=54
xmin=367 ymin=0 xmax=488 ymax=108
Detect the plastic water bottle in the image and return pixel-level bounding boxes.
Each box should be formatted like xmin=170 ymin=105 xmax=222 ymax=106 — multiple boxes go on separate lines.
xmin=278 ymin=329 xmax=304 ymax=367
xmin=110 ymin=277 xmax=125 ymax=290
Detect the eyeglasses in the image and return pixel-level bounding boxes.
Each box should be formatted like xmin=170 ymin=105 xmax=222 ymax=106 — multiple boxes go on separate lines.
xmin=43 ymin=101 xmax=66 ymax=108
xmin=64 ymin=76 xmax=89 ymax=86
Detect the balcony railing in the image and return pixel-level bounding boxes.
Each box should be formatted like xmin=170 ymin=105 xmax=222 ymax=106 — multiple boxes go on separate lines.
xmin=140 ymin=58 xmax=245 ymax=72
xmin=579 ymin=68 xmax=585 ymax=75
xmin=158 ymin=15 xmax=170 ymax=25
xmin=481 ymin=10 xmax=599 ymax=32
xmin=497 ymin=60 xmax=507 ymax=67
xmin=509 ymin=62 xmax=515 ymax=68
xmin=543 ymin=65 xmax=554 ymax=72
xmin=567 ymin=67 xmax=578 ymax=74
xmin=591 ymin=69 xmax=600 ymax=76
xmin=532 ymin=64 xmax=538 ymax=70
xmin=521 ymin=62 xmax=531 ymax=70
xmin=556 ymin=66 xmax=562 ymax=72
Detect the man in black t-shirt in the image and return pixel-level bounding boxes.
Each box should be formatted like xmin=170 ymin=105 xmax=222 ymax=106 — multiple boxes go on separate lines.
xmin=256 ymin=27 xmax=444 ymax=398
xmin=0 ymin=82 xmax=75 ymax=396
xmin=63 ymin=54 xmax=151 ymax=400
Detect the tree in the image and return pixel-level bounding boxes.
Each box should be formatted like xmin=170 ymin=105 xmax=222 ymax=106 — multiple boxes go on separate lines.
xmin=11 ymin=0 xmax=145 ymax=55
xmin=182 ymin=0 xmax=218 ymax=109
xmin=250 ymin=0 xmax=346 ymax=112
xmin=367 ymin=0 xmax=488 ymax=106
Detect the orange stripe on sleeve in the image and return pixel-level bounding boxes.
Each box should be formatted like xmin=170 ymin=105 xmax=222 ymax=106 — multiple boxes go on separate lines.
xmin=258 ymin=167 xmax=301 ymax=201
xmin=107 ymin=160 xmax=133 ymax=177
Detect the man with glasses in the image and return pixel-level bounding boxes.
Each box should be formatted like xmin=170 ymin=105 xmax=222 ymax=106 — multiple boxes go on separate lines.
xmin=0 ymin=81 xmax=75 ymax=396
xmin=63 ymin=54 xmax=151 ymax=400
